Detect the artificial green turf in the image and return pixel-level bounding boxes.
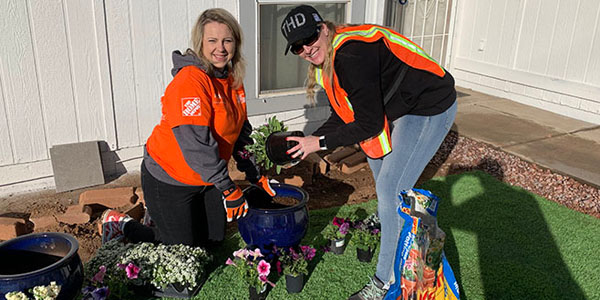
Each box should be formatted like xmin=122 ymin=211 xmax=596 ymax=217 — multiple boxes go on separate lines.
xmin=421 ymin=171 xmax=600 ymax=300
xmin=161 ymin=171 xmax=600 ymax=300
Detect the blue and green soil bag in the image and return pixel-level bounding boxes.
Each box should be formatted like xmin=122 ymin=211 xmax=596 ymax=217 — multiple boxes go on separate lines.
xmin=384 ymin=189 xmax=460 ymax=300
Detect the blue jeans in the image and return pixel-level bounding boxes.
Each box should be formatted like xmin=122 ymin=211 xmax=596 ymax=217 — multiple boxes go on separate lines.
xmin=368 ymin=101 xmax=457 ymax=286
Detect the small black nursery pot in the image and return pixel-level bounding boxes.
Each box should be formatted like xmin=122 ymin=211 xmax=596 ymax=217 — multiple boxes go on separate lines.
xmin=265 ymin=131 xmax=304 ymax=166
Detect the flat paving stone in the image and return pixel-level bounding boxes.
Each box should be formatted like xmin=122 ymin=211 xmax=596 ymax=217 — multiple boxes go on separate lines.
xmin=454 ymin=104 xmax=557 ymax=147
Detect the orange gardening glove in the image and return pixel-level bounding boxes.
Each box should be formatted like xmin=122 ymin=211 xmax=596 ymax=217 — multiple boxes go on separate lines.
xmin=222 ymin=186 xmax=248 ymax=222
xmin=256 ymin=176 xmax=276 ymax=197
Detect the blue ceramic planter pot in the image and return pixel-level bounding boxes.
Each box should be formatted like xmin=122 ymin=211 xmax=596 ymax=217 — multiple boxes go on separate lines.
xmin=238 ymin=183 xmax=309 ymax=253
xmin=0 ymin=232 xmax=83 ymax=300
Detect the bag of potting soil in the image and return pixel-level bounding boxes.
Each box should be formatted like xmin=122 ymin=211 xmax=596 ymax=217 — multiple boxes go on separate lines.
xmin=384 ymin=189 xmax=460 ymax=300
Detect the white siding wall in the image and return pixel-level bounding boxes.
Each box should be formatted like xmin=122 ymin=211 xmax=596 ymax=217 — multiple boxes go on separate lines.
xmin=450 ymin=0 xmax=600 ymax=124
xmin=0 ymin=0 xmax=238 ymax=196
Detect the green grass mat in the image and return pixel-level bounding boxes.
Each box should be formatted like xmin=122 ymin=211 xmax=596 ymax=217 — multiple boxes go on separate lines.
xmin=157 ymin=171 xmax=600 ymax=300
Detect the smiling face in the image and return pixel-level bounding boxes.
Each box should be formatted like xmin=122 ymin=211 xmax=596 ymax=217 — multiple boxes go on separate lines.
xmin=296 ymin=24 xmax=329 ymax=65
xmin=201 ymin=21 xmax=235 ymax=69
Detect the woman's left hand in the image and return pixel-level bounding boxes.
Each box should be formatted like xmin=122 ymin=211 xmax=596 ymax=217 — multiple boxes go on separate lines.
xmin=286 ymin=135 xmax=320 ymax=160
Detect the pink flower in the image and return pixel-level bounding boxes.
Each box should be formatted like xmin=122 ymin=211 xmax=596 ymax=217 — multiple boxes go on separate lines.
xmin=276 ymin=261 xmax=282 ymax=274
xmin=259 ymin=275 xmax=276 ymax=287
xmin=332 ymin=217 xmax=344 ymax=227
xmin=92 ymin=265 xmax=106 ymax=283
xmin=249 ymin=248 xmax=263 ymax=259
xmin=233 ymin=248 xmax=249 ymax=259
xmin=225 ymin=258 xmax=236 ymax=266
xmin=257 ymin=260 xmax=270 ymax=277
xmin=125 ymin=263 xmax=140 ymax=279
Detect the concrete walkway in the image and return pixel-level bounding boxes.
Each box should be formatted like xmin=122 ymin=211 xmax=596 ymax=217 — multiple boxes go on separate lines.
xmin=454 ymin=87 xmax=600 ymax=188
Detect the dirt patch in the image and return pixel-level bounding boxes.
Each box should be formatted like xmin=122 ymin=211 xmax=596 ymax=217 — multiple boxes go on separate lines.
xmin=2 ymin=131 xmax=598 ymax=264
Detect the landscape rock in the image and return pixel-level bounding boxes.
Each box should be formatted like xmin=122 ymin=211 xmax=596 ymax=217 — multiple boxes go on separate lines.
xmin=324 ymin=147 xmax=359 ymax=166
xmin=30 ymin=215 xmax=58 ymax=230
xmin=79 ymin=187 xmax=136 ymax=208
xmin=0 ymin=216 xmax=33 ymax=240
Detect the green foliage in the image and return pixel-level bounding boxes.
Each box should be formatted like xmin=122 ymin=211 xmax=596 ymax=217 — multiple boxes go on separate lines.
xmin=245 ymin=116 xmax=288 ymax=174
xmin=351 ymin=213 xmax=381 ymax=251
xmin=277 ymin=245 xmax=316 ymax=276
xmin=225 ymin=248 xmax=274 ymax=292
xmin=351 ymin=228 xmax=380 ymax=251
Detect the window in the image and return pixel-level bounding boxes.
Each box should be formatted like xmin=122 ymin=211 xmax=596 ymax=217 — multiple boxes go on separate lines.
xmin=258 ymin=3 xmax=346 ymax=95
xmin=384 ymin=0 xmax=453 ymax=67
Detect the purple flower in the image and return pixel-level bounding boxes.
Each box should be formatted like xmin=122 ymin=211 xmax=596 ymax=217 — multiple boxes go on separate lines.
xmin=301 ymin=245 xmax=316 ymax=260
xmin=91 ymin=287 xmax=109 ymax=300
xmin=372 ymin=228 xmax=380 ymax=235
xmin=339 ymin=222 xmax=350 ymax=235
xmin=92 ymin=266 xmax=106 ymax=283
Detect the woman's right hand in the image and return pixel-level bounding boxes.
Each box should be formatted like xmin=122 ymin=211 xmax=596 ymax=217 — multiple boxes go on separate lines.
xmin=286 ymin=135 xmax=320 ymax=160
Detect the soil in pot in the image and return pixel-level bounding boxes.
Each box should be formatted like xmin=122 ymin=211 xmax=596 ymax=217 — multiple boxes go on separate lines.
xmin=244 ymin=185 xmax=299 ymax=209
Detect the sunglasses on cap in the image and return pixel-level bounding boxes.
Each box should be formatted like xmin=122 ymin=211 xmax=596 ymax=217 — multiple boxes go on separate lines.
xmin=290 ymin=28 xmax=321 ymax=55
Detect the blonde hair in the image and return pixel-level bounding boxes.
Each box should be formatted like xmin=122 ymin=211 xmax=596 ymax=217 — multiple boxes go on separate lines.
xmin=306 ymin=21 xmax=339 ymax=102
xmin=190 ymin=8 xmax=246 ymax=88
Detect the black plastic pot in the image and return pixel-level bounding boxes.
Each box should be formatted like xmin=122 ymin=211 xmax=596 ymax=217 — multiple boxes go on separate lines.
xmin=329 ymin=238 xmax=346 ymax=255
xmin=356 ymin=247 xmax=374 ymax=263
xmin=285 ymin=273 xmax=305 ymax=294
xmin=248 ymin=285 xmax=267 ymax=300
xmin=151 ymin=282 xmax=203 ymax=299
xmin=265 ymin=131 xmax=304 ymax=165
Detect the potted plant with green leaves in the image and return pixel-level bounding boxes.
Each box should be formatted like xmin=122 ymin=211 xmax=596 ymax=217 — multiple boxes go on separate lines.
xmin=225 ymin=248 xmax=275 ymax=300
xmin=351 ymin=213 xmax=381 ymax=262
xmin=275 ymin=245 xmax=316 ymax=294
xmin=245 ymin=116 xmax=303 ymax=174
xmin=321 ymin=217 xmax=351 ymax=254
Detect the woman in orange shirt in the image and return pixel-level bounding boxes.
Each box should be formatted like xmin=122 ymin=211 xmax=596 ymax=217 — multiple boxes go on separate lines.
xmin=100 ymin=8 xmax=274 ymax=247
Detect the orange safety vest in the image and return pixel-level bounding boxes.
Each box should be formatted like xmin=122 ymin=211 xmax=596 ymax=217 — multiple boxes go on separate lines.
xmin=146 ymin=66 xmax=247 ymax=185
xmin=315 ymin=24 xmax=446 ymax=159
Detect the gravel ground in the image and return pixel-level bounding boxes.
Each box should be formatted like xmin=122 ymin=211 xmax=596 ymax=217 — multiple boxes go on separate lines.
xmin=429 ymin=131 xmax=600 ymax=218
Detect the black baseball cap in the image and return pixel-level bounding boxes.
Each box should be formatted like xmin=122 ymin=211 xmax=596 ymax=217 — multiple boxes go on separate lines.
xmin=281 ymin=5 xmax=323 ymax=55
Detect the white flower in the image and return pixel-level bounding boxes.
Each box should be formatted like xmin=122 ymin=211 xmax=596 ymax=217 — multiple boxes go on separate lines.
xmin=5 ymin=291 xmax=29 ymax=300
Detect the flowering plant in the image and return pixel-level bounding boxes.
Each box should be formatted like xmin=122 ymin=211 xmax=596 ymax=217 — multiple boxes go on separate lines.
xmin=225 ymin=248 xmax=275 ymax=292
xmin=85 ymin=240 xmax=211 ymax=291
xmin=244 ymin=116 xmax=287 ymax=173
xmin=351 ymin=213 xmax=381 ymax=251
xmin=81 ymin=262 xmax=140 ymax=300
xmin=5 ymin=282 xmax=61 ymax=300
xmin=275 ymin=245 xmax=316 ymax=276
xmin=321 ymin=216 xmax=351 ymax=240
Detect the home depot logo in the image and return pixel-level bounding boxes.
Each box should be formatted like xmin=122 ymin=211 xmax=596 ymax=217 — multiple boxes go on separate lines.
xmin=181 ymin=97 xmax=201 ymax=116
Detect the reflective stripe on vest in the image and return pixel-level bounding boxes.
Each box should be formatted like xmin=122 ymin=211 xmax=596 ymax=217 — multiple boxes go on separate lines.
xmin=333 ymin=25 xmax=445 ymax=77
xmin=315 ymin=64 xmax=392 ymax=159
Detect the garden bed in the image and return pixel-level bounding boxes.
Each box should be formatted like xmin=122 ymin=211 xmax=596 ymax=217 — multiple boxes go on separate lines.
xmin=1 ymin=131 xmax=598 ymax=265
